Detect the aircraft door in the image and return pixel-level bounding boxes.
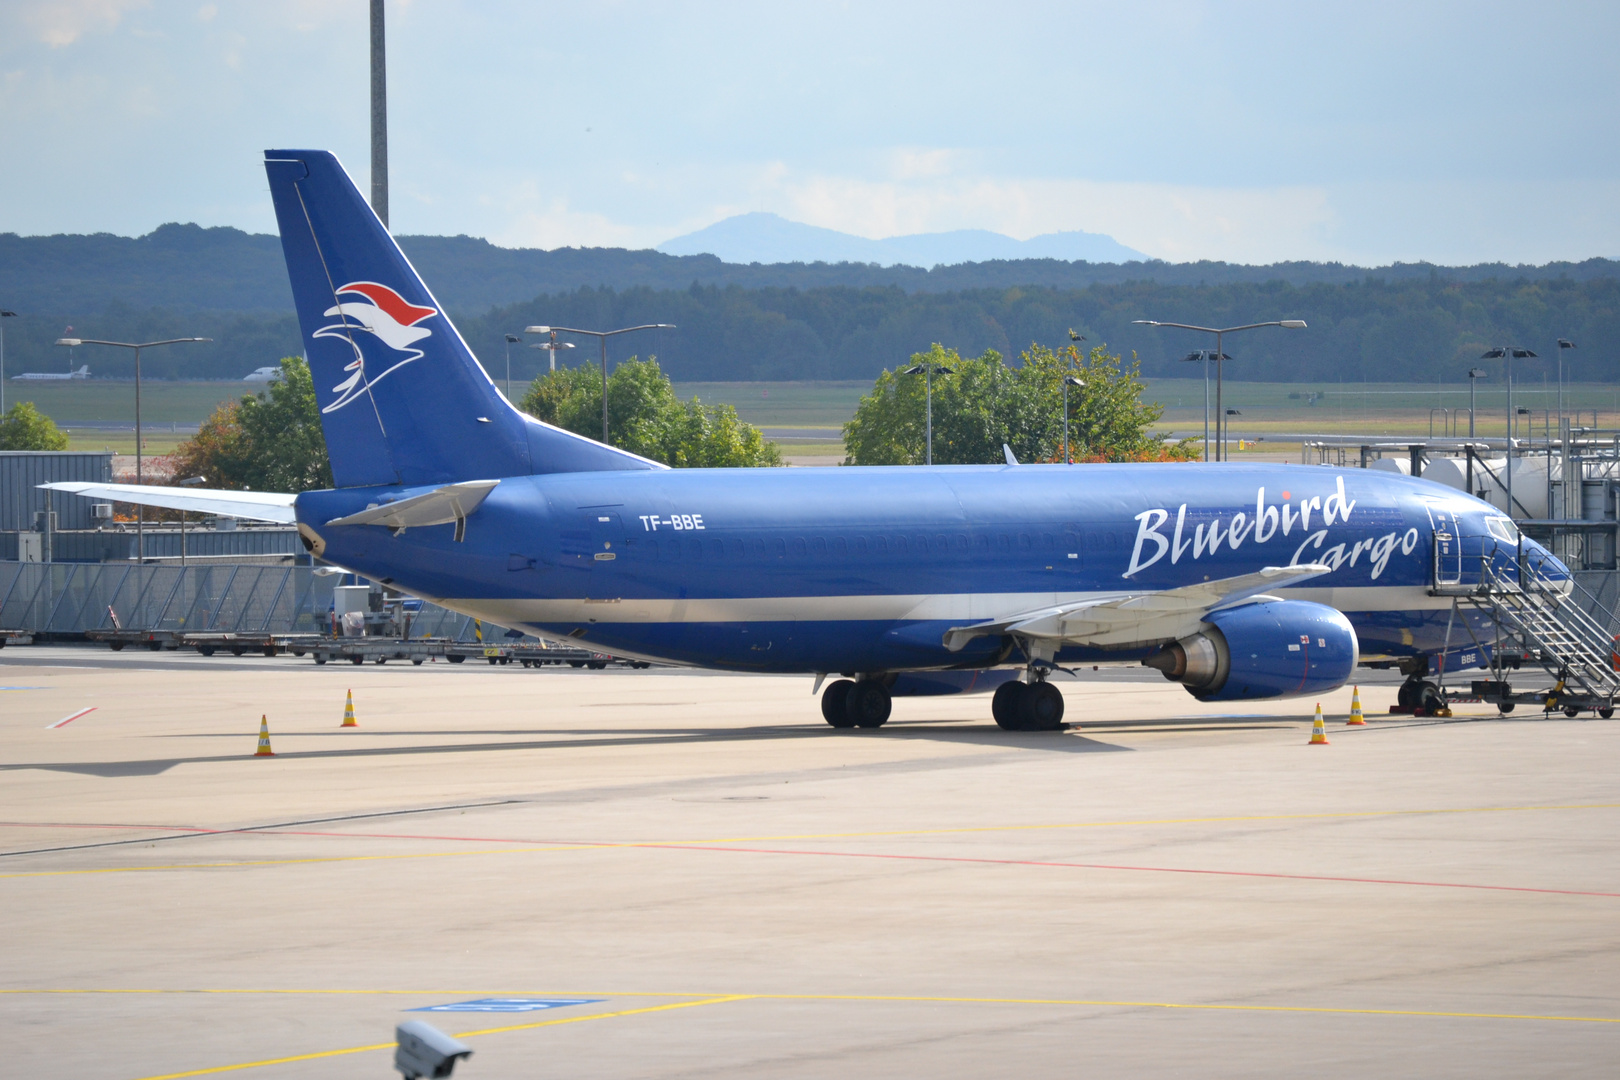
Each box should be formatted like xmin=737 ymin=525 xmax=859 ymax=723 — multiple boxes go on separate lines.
xmin=1425 ymin=501 xmax=1461 ymax=585
xmin=588 ymin=510 xmax=627 ymax=567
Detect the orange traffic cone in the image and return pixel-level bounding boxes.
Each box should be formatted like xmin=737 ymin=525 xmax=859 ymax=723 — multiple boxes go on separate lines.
xmin=1308 ymin=704 xmax=1330 ymax=745
xmin=341 ymin=689 xmax=358 ymax=728
xmin=1347 ymin=686 xmax=1366 ymax=725
xmin=254 ymin=715 xmax=275 ymax=757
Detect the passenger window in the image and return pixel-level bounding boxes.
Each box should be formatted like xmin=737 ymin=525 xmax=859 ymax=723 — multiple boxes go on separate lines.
xmin=856 ymin=536 xmax=868 ymax=554
xmin=956 ymin=534 xmax=969 ymax=550
xmin=997 ymin=534 xmax=1010 ymax=550
xmin=711 ymin=538 xmax=725 ymax=558
xmin=875 ymin=536 xmax=888 ymax=554
xmin=773 ymin=537 xmax=786 ymax=557
xmin=894 ymin=536 xmax=906 ymax=554
xmin=689 ymin=536 xmax=704 ymax=559
xmin=813 ymin=536 xmax=827 ymax=555
xmin=792 ymin=537 xmax=807 ymax=556
xmin=834 ymin=537 xmax=848 ymax=555
xmin=975 ymin=534 xmax=990 ymax=552
xmin=934 ymin=534 xmax=948 ymax=551
xmin=1019 ymin=533 xmax=1032 ymax=549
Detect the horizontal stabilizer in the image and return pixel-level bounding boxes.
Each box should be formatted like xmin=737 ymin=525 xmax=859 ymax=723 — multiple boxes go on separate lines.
xmin=324 ymin=480 xmax=498 ymax=533
xmin=39 ymin=482 xmax=297 ymax=524
xmin=943 ymin=564 xmax=1333 ymax=651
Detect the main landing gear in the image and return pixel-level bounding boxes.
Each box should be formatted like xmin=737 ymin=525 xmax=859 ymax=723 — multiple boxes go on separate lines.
xmin=991 ymin=677 xmax=1066 ymax=731
xmin=820 ymin=678 xmax=892 ymax=729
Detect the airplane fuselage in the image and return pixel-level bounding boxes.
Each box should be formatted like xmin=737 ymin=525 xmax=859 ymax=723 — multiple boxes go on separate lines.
xmin=299 ymin=461 xmax=1549 ymax=676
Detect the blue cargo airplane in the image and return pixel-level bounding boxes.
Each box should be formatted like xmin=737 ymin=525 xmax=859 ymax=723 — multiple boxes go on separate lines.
xmin=47 ymin=150 xmax=1570 ymax=731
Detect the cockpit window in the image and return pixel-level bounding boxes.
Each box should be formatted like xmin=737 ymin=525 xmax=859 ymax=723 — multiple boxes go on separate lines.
xmin=1486 ymin=517 xmax=1519 ymax=543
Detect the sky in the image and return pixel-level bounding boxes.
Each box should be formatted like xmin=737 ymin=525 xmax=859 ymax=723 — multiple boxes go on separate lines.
xmin=1 ymin=0 xmax=1616 ymax=265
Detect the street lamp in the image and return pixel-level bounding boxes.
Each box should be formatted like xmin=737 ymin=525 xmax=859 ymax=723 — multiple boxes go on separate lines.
xmin=1481 ymin=346 xmax=1537 ymax=525
xmin=1180 ymin=350 xmax=1227 ymax=461
xmin=54 ymin=336 xmax=211 ymax=562
xmin=528 ymin=330 xmax=575 ymax=373
xmin=525 ymin=324 xmax=674 ymax=443
xmin=1557 ymin=338 xmax=1575 ymax=436
xmin=1062 ymin=375 xmax=1085 ymax=464
xmin=0 ymin=310 xmax=16 ymax=415
xmin=1134 ymin=318 xmax=1306 ymax=461
xmin=502 ymin=334 xmax=520 ymax=400
xmin=1467 ymin=367 xmax=1488 ymax=438
xmin=901 ymin=361 xmax=954 ymax=466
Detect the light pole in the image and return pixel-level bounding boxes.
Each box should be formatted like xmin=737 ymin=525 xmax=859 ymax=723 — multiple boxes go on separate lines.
xmin=525 ymin=323 xmax=674 ymax=443
xmin=529 ymin=331 xmax=574 ymax=373
xmin=0 ymin=310 xmax=16 ymax=415
xmin=55 ymin=336 xmax=210 ymax=562
xmin=1557 ymin=338 xmax=1575 ymax=437
xmin=902 ymin=361 xmax=954 ymax=466
xmin=1062 ymin=375 xmax=1085 ymax=464
xmin=1180 ymin=350 xmax=1226 ymax=462
xmin=1481 ymin=347 xmax=1536 ymax=524
xmin=1467 ymin=366 xmax=1487 ymax=438
xmin=502 ymin=334 xmax=520 ymax=400
xmin=1134 ymin=319 xmax=1306 ymax=461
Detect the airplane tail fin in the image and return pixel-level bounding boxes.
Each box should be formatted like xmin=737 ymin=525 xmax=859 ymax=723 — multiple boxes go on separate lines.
xmin=262 ymin=149 xmax=659 ymax=489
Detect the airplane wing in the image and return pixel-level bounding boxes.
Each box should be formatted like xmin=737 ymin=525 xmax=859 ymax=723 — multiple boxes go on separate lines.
xmin=39 ymin=482 xmax=297 ymax=524
xmin=942 ymin=564 xmax=1333 ymax=651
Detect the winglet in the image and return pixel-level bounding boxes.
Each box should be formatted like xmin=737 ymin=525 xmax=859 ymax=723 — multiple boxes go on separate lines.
xmin=1002 ymin=443 xmax=1019 ymax=466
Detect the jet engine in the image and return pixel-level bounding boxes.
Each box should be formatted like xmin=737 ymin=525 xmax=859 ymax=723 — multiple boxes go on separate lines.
xmin=1142 ymin=599 xmax=1358 ymax=702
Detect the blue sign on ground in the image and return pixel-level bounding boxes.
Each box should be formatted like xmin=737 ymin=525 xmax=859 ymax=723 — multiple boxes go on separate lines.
xmin=410 ymin=998 xmax=603 ymax=1013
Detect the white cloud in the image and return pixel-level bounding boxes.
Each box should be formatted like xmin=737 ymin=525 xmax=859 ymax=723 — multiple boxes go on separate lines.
xmin=21 ymin=0 xmax=148 ymax=47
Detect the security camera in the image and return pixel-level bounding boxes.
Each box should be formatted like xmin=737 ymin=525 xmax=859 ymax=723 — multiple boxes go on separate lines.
xmin=395 ymin=1020 xmax=472 ymax=1079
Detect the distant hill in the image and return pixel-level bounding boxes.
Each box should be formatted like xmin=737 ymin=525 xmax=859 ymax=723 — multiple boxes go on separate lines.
xmin=5 ymin=223 xmax=1616 ymax=320
xmin=1 ymin=223 xmax=1617 ymax=386
xmin=656 ymin=212 xmax=1147 ymax=266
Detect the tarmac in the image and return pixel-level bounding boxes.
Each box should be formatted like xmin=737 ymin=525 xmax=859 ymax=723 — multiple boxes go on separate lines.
xmin=2 ymin=645 xmax=1618 ymax=1079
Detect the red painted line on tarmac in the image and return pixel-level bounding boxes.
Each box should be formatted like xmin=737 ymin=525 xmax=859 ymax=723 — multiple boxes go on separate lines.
xmin=6 ymin=824 xmax=1616 ymax=899
xmin=635 ymin=843 xmax=1620 ymax=899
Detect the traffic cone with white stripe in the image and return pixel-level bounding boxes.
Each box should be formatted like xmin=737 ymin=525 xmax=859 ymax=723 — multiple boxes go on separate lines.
xmin=1347 ymin=686 xmax=1366 ymax=725
xmin=1308 ymin=704 xmax=1330 ymax=745
xmin=254 ymin=715 xmax=275 ymax=757
xmin=341 ymin=689 xmax=358 ymax=728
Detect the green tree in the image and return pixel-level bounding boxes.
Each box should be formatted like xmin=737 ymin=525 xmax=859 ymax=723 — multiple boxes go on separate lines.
xmin=170 ymin=356 xmax=333 ymax=491
xmin=843 ymin=341 xmax=1195 ymax=465
xmin=519 ymin=356 xmax=782 ymax=467
xmin=0 ymin=402 xmax=70 ymax=450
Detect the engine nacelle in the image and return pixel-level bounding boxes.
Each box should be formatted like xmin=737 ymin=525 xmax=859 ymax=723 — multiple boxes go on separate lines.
xmin=1142 ymin=599 xmax=1358 ymax=702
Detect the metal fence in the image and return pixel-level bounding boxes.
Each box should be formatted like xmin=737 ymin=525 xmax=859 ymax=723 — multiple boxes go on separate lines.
xmin=0 ymin=561 xmax=496 ymax=640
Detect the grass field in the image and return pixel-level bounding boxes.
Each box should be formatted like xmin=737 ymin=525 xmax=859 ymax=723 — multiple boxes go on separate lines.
xmin=17 ymin=377 xmax=1620 ymax=456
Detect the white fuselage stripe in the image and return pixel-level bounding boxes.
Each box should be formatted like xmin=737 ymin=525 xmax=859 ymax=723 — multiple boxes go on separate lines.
xmin=433 ymin=585 xmax=1451 ymax=627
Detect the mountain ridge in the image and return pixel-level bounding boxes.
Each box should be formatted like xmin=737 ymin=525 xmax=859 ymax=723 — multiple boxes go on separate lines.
xmin=656 ymin=211 xmax=1147 ymax=266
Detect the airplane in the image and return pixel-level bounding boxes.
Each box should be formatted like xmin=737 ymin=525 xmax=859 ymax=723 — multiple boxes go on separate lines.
xmin=244 ymin=365 xmax=284 ymax=382
xmin=43 ymin=149 xmax=1573 ymax=731
xmin=13 ymin=365 xmax=88 ymax=381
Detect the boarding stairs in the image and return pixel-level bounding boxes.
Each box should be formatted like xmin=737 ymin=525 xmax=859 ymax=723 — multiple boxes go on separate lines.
xmin=1437 ymin=543 xmax=1620 ymax=713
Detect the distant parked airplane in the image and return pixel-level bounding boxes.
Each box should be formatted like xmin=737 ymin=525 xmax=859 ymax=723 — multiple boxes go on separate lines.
xmin=12 ymin=365 xmax=88 ymax=381
xmin=243 ymin=366 xmax=284 ymax=382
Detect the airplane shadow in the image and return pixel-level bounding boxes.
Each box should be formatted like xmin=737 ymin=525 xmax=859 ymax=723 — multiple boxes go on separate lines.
xmin=6 ymin=717 xmax=1156 ymax=776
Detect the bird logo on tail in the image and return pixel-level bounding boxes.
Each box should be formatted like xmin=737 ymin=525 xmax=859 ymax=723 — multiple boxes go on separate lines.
xmin=313 ymin=281 xmax=438 ymax=413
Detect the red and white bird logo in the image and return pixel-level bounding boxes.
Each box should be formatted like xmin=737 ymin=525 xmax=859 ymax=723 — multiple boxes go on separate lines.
xmin=314 ymin=281 xmax=438 ymax=413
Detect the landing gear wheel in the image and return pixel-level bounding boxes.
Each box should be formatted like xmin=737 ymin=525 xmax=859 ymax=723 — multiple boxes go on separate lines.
xmin=845 ymin=681 xmax=892 ymax=728
xmin=1020 ymin=682 xmax=1066 ymax=730
xmin=1397 ymin=680 xmax=1421 ymax=709
xmin=821 ymin=679 xmax=856 ymax=728
xmin=1497 ymin=701 xmax=1515 ymax=714
xmin=992 ymin=681 xmax=1028 ymax=730
xmin=1416 ymin=682 xmax=1445 ymax=716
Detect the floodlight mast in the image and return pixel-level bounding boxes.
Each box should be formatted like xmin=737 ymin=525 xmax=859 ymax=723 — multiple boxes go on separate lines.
xmin=0 ymin=310 xmax=17 ymax=415
xmin=526 ymin=324 xmax=674 ymax=443
xmin=52 ymin=336 xmax=211 ymax=561
xmin=1133 ymin=319 xmax=1306 ymax=461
